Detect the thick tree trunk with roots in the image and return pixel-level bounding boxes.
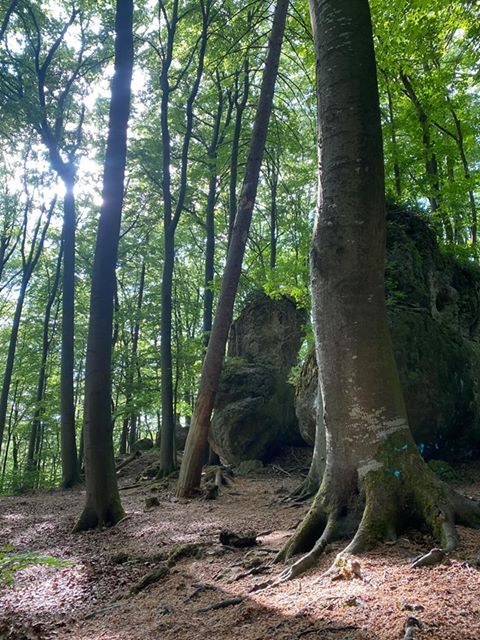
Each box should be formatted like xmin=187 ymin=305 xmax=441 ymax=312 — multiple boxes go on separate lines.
xmin=73 ymin=0 xmax=133 ymax=532
xmin=276 ymin=0 xmax=480 ymax=580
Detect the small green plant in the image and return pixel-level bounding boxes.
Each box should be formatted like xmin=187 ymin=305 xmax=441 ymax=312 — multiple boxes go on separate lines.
xmin=0 ymin=546 xmax=72 ymax=585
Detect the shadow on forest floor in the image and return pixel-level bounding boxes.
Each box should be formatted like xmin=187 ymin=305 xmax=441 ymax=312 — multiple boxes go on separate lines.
xmin=0 ymin=452 xmax=480 ymax=639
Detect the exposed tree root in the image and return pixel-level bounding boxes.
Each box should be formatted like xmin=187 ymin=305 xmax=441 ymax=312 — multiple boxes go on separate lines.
xmin=404 ymin=616 xmax=422 ymax=639
xmin=275 ymin=514 xmax=337 ymax=582
xmin=273 ymin=454 xmax=480 ymax=582
xmin=274 ymin=498 xmax=328 ymax=563
xmin=196 ymin=596 xmax=244 ymax=613
xmin=410 ymin=548 xmax=444 ymax=568
xmin=156 ymin=467 xmax=178 ymax=480
xmin=129 ymin=565 xmax=169 ymax=595
xmin=283 ymin=476 xmax=318 ymax=503
xmin=72 ymin=500 xmax=125 ymax=533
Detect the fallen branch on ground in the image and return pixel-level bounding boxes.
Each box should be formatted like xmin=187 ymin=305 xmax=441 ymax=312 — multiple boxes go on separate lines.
xmin=196 ymin=596 xmax=244 ymax=613
xmin=116 ymin=451 xmax=141 ymax=473
xmin=129 ymin=565 xmax=169 ymax=595
xmin=186 ymin=582 xmax=218 ymax=601
xmin=411 ymin=548 xmax=445 ymax=569
xmin=404 ymin=616 xmax=422 ymax=639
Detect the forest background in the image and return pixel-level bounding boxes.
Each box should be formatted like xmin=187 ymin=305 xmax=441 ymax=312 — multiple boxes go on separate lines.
xmin=0 ymin=0 xmax=479 ymax=493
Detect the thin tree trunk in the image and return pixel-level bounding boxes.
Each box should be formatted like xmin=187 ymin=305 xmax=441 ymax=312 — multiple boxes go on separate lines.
xmin=120 ymin=415 xmax=129 ymax=454
xmin=177 ymin=0 xmax=289 ymax=497
xmin=0 ymin=211 xmax=19 ymax=286
xmin=0 ymin=199 xmax=53 ymax=454
xmin=0 ymin=283 xmax=27 ymax=455
xmin=0 ymin=0 xmax=19 ymax=42
xmin=31 ymin=12 xmax=85 ymax=488
xmin=267 ymin=153 xmax=279 ymax=269
xmin=25 ymin=242 xmax=63 ymax=486
xmin=159 ymin=229 xmax=176 ymax=473
xmin=59 ymin=178 xmax=79 ymax=487
xmin=448 ymin=105 xmax=477 ymax=245
xmin=0 ymin=378 xmax=19 ymax=491
xmin=228 ymin=60 xmax=250 ymax=245
xmin=129 ymin=260 xmax=145 ymax=447
xmin=72 ymin=349 xmax=85 ymax=474
xmin=203 ymin=81 xmax=226 ymax=347
xmin=401 ymin=73 xmax=453 ymax=241
xmin=158 ymin=0 xmax=210 ymax=477
xmin=383 ymin=75 xmax=402 ymax=198
xmin=73 ymin=0 xmax=134 ymax=531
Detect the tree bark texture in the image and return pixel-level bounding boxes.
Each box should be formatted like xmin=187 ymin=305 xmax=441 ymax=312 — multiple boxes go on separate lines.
xmin=274 ymin=0 xmax=480 ymax=580
xmin=176 ymin=0 xmax=289 ymax=497
xmin=74 ymin=0 xmax=133 ymax=531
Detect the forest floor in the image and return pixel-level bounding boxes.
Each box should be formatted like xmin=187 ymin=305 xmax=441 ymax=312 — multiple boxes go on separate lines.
xmin=1 ymin=449 xmax=480 ymax=640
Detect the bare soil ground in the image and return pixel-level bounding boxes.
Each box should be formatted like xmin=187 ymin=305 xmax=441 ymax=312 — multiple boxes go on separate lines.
xmin=1 ymin=450 xmax=480 ymax=640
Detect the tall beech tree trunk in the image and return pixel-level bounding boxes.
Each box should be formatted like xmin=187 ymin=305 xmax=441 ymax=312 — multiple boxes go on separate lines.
xmin=176 ymin=0 xmax=289 ymax=498
xmin=274 ymin=0 xmax=480 ymax=581
xmin=30 ymin=7 xmax=85 ymax=488
xmin=73 ymin=0 xmax=133 ymax=532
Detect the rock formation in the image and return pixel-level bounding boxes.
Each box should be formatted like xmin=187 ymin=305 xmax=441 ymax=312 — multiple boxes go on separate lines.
xmin=209 ymin=293 xmax=306 ymax=463
xmin=297 ymin=208 xmax=480 ymax=461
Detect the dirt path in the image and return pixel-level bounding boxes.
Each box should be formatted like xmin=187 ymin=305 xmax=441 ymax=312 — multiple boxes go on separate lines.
xmin=1 ymin=453 xmax=480 ymax=639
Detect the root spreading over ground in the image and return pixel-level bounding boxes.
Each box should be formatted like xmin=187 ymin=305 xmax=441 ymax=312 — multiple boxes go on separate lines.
xmin=1 ymin=450 xmax=480 ymax=640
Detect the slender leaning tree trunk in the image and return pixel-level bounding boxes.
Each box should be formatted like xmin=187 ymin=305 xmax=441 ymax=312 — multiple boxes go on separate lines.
xmin=176 ymin=0 xmax=289 ymax=497
xmin=203 ymin=78 xmax=229 ymax=347
xmin=74 ymin=0 xmax=134 ymax=532
xmin=227 ymin=60 xmax=249 ymax=245
xmin=274 ymin=0 xmax=480 ymax=581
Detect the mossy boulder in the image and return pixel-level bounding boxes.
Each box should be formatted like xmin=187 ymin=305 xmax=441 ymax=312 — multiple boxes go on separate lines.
xmin=294 ymin=347 xmax=319 ymax=447
xmin=227 ymin=292 xmax=307 ymax=370
xmin=209 ymin=360 xmax=299 ymax=463
xmin=209 ymin=294 xmax=306 ymax=464
xmin=131 ymin=438 xmax=154 ymax=452
xmin=296 ymin=208 xmax=480 ymax=461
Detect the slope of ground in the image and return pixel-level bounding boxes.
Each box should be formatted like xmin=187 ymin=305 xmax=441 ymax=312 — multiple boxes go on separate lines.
xmin=0 ymin=451 xmax=479 ymax=640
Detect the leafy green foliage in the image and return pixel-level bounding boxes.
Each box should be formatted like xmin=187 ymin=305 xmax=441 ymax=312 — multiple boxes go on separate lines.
xmin=0 ymin=546 xmax=72 ymax=584
xmin=0 ymin=0 xmax=479 ymax=492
